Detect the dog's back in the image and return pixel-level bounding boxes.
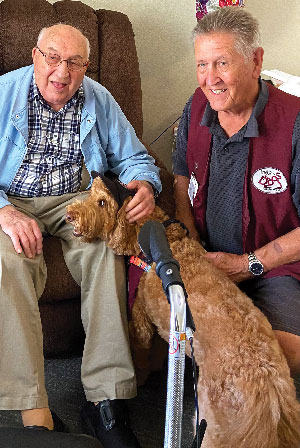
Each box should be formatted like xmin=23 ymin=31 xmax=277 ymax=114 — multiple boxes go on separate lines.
xmin=66 ymin=178 xmax=300 ymax=448
xmin=134 ymin=234 xmax=300 ymax=448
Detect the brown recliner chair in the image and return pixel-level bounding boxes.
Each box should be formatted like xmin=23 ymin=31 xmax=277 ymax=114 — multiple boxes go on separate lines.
xmin=0 ymin=0 xmax=175 ymax=357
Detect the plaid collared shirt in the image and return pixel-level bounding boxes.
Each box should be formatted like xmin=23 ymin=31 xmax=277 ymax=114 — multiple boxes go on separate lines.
xmin=8 ymin=77 xmax=84 ymax=197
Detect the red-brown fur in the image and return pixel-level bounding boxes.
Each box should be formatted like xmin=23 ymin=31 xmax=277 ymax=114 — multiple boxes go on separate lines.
xmin=66 ymin=177 xmax=300 ymax=448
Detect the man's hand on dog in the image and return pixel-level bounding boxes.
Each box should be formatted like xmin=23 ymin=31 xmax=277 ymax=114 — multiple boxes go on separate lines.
xmin=0 ymin=205 xmax=42 ymax=258
xmin=204 ymin=251 xmax=250 ymax=283
xmin=125 ymin=180 xmax=155 ymax=223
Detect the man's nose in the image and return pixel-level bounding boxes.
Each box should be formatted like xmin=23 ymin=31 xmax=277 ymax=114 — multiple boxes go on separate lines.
xmin=55 ymin=60 xmax=70 ymax=77
xmin=206 ymin=65 xmax=221 ymax=86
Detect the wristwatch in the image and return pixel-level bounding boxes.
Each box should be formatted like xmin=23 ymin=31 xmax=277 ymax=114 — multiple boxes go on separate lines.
xmin=248 ymin=252 xmax=264 ymax=277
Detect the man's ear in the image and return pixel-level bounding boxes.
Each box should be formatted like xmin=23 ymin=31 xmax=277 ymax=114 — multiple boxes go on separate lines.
xmin=252 ymin=47 xmax=264 ymax=79
xmin=32 ymin=47 xmax=37 ymax=63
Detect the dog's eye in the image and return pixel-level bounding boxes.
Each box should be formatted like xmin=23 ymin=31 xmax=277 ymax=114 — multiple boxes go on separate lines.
xmin=98 ymin=199 xmax=105 ymax=207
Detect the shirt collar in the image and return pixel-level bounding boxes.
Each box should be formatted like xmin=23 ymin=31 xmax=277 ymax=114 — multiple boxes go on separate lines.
xmin=200 ymin=78 xmax=269 ymax=139
xmin=244 ymin=79 xmax=269 ymax=137
xmin=28 ymin=75 xmax=84 ymax=112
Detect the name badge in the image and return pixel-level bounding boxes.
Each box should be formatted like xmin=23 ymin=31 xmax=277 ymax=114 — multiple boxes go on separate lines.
xmin=188 ymin=172 xmax=198 ymax=206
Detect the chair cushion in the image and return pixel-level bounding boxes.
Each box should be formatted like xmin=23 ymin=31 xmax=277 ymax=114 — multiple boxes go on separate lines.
xmin=40 ymin=237 xmax=84 ymax=357
xmin=40 ymin=237 xmax=80 ymax=304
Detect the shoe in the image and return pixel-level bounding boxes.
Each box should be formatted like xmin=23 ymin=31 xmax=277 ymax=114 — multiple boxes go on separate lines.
xmin=81 ymin=399 xmax=141 ymax=448
xmin=24 ymin=409 xmax=65 ymax=432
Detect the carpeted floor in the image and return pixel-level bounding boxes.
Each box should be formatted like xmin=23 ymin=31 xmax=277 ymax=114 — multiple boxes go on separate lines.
xmin=1 ymin=355 xmax=299 ymax=448
xmin=0 ymin=355 xmax=196 ymax=448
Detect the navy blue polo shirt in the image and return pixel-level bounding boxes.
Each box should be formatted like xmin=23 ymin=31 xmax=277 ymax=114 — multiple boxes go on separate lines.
xmin=173 ymin=81 xmax=300 ymax=254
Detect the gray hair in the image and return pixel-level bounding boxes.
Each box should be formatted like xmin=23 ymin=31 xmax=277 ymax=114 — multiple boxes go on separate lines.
xmin=193 ymin=7 xmax=261 ymax=60
xmin=37 ymin=24 xmax=90 ymax=58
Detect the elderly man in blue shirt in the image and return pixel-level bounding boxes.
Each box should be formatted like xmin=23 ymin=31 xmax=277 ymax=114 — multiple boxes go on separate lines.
xmin=0 ymin=23 xmax=161 ymax=448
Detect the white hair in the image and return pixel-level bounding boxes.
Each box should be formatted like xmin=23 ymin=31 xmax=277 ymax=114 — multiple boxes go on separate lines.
xmin=37 ymin=24 xmax=90 ymax=58
xmin=193 ymin=7 xmax=261 ymax=61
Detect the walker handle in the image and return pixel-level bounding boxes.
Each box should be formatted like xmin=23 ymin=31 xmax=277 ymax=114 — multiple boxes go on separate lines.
xmin=138 ymin=220 xmax=184 ymax=296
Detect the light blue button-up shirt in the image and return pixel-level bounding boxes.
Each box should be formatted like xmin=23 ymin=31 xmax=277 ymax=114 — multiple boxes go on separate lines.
xmin=0 ymin=65 xmax=161 ymax=208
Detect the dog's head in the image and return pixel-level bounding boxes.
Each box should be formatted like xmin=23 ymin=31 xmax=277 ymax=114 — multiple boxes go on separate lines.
xmin=66 ymin=172 xmax=142 ymax=255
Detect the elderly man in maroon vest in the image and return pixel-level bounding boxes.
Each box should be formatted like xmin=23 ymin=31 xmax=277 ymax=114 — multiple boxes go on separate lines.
xmin=173 ymin=7 xmax=300 ymax=376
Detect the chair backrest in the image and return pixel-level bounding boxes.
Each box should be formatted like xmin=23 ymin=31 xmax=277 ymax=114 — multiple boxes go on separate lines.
xmin=0 ymin=0 xmax=143 ymax=137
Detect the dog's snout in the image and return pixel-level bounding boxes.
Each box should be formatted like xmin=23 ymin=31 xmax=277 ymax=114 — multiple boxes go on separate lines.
xmin=66 ymin=213 xmax=73 ymax=223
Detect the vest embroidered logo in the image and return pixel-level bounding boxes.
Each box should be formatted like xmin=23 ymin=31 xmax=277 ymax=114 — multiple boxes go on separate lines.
xmin=252 ymin=167 xmax=288 ymax=194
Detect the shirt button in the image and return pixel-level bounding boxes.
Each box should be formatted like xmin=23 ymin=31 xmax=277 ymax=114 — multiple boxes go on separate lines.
xmin=15 ymin=114 xmax=20 ymax=119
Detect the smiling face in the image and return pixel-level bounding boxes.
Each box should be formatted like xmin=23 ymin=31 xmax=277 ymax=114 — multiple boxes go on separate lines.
xmin=194 ymin=32 xmax=263 ymax=116
xmin=32 ymin=25 xmax=89 ymax=111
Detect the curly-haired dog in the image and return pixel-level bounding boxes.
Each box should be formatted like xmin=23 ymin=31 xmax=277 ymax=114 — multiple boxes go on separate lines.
xmin=66 ymin=174 xmax=300 ymax=448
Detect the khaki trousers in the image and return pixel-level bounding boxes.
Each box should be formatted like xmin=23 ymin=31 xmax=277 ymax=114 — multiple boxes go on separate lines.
xmin=0 ymin=193 xmax=136 ymax=410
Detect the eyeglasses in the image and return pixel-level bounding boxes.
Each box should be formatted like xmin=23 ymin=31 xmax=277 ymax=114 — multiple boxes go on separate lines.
xmin=36 ymin=46 xmax=89 ymax=71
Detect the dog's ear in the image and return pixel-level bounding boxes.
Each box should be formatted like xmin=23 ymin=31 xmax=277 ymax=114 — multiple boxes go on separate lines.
xmin=91 ymin=171 xmax=135 ymax=209
xmin=91 ymin=170 xmax=100 ymax=179
xmin=107 ymin=198 xmax=140 ymax=255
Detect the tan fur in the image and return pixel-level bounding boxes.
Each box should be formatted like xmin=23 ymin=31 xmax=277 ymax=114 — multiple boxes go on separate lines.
xmin=66 ymin=177 xmax=300 ymax=448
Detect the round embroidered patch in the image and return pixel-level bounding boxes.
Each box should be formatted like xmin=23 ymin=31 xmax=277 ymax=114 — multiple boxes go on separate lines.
xmin=252 ymin=167 xmax=288 ymax=194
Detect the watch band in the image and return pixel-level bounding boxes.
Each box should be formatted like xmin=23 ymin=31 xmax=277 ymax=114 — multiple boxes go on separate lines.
xmin=248 ymin=252 xmax=257 ymax=263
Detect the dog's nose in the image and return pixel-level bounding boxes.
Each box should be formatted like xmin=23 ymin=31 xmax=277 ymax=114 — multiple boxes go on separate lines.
xmin=65 ymin=213 xmax=73 ymax=223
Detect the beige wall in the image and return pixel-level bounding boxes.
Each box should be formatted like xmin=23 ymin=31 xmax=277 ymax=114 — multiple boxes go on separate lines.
xmin=9 ymin=0 xmax=300 ymax=170
xmin=247 ymin=0 xmax=300 ymax=78
xmin=82 ymin=0 xmax=300 ymax=171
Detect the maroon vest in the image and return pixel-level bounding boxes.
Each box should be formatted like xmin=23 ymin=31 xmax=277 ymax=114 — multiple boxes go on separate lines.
xmin=187 ymin=84 xmax=300 ymax=280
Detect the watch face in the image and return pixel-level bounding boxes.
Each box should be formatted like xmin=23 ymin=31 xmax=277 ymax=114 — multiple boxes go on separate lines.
xmin=250 ymin=262 xmax=264 ymax=276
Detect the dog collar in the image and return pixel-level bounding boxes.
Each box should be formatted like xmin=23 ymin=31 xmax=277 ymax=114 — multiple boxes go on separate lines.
xmin=162 ymin=218 xmax=189 ymax=236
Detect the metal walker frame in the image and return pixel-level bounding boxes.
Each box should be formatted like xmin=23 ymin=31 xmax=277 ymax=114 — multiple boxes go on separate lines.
xmin=138 ymin=221 xmax=207 ymax=448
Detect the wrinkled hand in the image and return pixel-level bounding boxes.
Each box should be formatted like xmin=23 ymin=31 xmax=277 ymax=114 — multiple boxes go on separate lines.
xmin=125 ymin=180 xmax=155 ymax=223
xmin=0 ymin=205 xmax=42 ymax=258
xmin=204 ymin=251 xmax=250 ymax=283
